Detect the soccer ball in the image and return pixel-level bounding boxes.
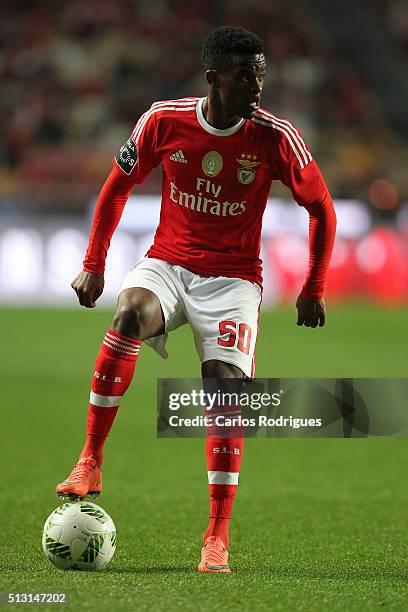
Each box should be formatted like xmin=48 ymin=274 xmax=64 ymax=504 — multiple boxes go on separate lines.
xmin=42 ymin=501 xmax=116 ymax=571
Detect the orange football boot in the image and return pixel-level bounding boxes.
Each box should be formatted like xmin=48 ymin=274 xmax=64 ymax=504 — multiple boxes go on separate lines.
xmin=56 ymin=456 xmax=102 ymax=500
xmin=197 ymin=536 xmax=231 ymax=573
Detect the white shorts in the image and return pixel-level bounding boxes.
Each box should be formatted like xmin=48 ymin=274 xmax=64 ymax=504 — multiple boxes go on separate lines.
xmin=118 ymin=258 xmax=262 ymax=378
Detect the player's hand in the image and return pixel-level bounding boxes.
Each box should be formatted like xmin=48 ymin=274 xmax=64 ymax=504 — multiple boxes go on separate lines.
xmin=296 ymin=294 xmax=326 ymax=328
xmin=71 ymin=270 xmax=105 ymax=308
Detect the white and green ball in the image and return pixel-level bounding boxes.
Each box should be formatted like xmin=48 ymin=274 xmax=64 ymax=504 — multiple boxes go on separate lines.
xmin=42 ymin=502 xmax=116 ymax=571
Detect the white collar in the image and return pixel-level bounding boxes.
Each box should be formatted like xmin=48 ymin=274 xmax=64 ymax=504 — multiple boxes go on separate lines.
xmin=196 ymin=97 xmax=245 ymax=136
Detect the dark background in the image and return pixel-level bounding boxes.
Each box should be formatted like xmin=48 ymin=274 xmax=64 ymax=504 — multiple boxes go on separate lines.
xmin=1 ymin=0 xmax=407 ymax=217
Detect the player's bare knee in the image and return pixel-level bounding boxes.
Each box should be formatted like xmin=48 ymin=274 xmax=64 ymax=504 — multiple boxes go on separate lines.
xmin=112 ymin=289 xmax=164 ymax=340
xmin=111 ymin=303 xmax=145 ymax=339
xmin=112 ymin=295 xmax=152 ymax=339
xmin=202 ymin=360 xmax=244 ymax=380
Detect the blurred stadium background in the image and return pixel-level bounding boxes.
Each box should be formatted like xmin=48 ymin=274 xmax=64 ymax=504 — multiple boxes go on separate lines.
xmin=1 ymin=0 xmax=408 ymax=306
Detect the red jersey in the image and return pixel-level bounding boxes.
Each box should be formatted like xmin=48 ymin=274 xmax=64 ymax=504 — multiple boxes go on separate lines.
xmin=84 ymin=97 xmax=336 ymax=296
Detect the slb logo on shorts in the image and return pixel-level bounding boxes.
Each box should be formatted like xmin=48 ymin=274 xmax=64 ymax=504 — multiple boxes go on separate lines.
xmin=116 ymin=137 xmax=138 ymax=174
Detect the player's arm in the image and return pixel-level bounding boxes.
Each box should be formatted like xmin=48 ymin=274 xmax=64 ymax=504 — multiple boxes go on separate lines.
xmin=72 ymin=110 xmax=159 ymax=308
xmin=296 ymin=186 xmax=336 ymax=328
xmin=276 ymin=128 xmax=337 ymax=327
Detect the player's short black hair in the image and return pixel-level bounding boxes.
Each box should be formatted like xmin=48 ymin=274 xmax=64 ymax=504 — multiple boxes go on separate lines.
xmin=201 ymin=26 xmax=264 ymax=72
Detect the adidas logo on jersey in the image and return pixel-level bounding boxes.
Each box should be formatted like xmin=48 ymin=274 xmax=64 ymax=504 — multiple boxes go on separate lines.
xmin=170 ymin=150 xmax=188 ymax=163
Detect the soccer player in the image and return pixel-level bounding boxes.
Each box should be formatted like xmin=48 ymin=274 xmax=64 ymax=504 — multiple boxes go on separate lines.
xmin=56 ymin=26 xmax=336 ymax=572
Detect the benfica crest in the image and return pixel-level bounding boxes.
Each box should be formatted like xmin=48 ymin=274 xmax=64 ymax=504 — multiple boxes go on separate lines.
xmin=236 ymin=155 xmax=260 ymax=185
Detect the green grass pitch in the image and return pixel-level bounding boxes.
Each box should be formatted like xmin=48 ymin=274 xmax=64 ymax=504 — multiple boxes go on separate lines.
xmin=1 ymin=305 xmax=407 ymax=611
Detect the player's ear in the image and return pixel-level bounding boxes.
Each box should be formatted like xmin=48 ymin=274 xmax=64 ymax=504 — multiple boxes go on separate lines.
xmin=205 ymin=69 xmax=218 ymax=87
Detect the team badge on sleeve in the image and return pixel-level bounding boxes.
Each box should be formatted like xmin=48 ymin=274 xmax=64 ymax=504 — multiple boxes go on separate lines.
xmin=236 ymin=155 xmax=260 ymax=185
xmin=115 ymin=137 xmax=138 ymax=174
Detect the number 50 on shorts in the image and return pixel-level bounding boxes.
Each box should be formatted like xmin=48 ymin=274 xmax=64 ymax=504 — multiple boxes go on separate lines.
xmin=217 ymin=320 xmax=252 ymax=355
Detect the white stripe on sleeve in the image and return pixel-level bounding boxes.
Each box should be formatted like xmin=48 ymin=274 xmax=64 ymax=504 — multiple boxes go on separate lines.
xmin=253 ymin=118 xmax=305 ymax=168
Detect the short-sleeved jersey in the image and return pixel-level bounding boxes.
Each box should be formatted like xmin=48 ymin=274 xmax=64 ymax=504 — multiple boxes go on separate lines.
xmin=114 ymin=97 xmax=330 ymax=287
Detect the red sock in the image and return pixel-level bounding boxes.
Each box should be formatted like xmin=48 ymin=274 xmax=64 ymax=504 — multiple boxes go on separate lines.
xmin=79 ymin=328 xmax=141 ymax=467
xmin=204 ymin=433 xmax=244 ymax=549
